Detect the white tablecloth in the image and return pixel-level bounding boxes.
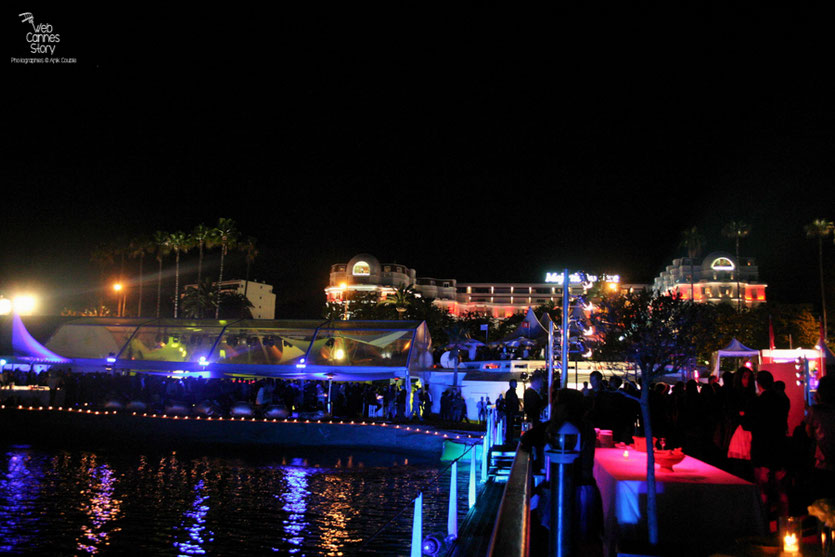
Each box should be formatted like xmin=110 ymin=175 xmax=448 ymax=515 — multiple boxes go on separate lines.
xmin=593 ymin=448 xmax=766 ymax=556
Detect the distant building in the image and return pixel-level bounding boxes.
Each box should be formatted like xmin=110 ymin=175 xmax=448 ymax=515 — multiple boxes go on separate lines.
xmin=186 ymin=279 xmax=276 ymax=319
xmin=652 ymin=251 xmax=766 ymax=307
xmin=326 ymin=253 xmax=645 ymax=318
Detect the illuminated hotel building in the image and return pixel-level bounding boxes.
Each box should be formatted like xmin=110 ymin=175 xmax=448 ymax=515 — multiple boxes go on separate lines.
xmin=652 ymin=251 xmax=766 ymax=306
xmin=326 ymin=254 xmax=645 ymax=318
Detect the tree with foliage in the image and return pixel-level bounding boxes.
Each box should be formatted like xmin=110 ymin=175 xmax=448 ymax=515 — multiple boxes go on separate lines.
xmin=190 ymin=223 xmax=215 ymax=295
xmin=152 ymin=230 xmax=170 ymax=319
xmin=593 ymin=290 xmax=703 ymax=548
xmin=212 ymin=218 xmax=240 ymax=319
xmin=380 ymin=284 xmax=417 ymax=319
xmin=181 ymin=279 xmax=253 ymax=319
xmin=166 ymin=231 xmax=192 ymax=318
xmin=722 ymin=220 xmax=751 ymax=311
xmin=805 ymin=218 xmax=834 ymax=339
xmin=240 ymin=236 xmax=259 ymax=299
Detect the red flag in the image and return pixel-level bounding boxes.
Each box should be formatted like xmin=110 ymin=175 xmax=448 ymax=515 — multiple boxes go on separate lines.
xmin=768 ymin=315 xmax=776 ymax=351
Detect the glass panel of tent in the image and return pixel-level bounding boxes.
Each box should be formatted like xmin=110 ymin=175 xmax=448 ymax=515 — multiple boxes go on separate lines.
xmin=45 ymin=317 xmax=151 ymax=359
xmin=210 ymin=320 xmax=324 ymax=366
xmin=122 ymin=319 xmax=228 ymax=364
xmin=39 ymin=318 xmax=433 ymax=373
xmin=307 ymin=321 xmax=427 ymax=368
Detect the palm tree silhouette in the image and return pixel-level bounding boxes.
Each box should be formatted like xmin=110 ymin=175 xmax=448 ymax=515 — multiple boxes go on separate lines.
xmin=191 ymin=223 xmax=215 ymax=294
xmin=805 ymin=219 xmax=834 ymax=339
xmin=380 ymin=284 xmax=416 ymax=319
xmin=152 ymin=230 xmax=170 ymax=319
xmin=212 ymin=218 xmax=240 ymax=319
xmin=166 ymin=231 xmax=192 ymax=318
xmin=240 ymin=236 xmax=259 ymax=299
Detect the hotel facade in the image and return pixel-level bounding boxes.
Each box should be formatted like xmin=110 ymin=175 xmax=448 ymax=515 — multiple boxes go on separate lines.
xmin=652 ymin=251 xmax=766 ymax=307
xmin=325 ymin=253 xmax=646 ymax=318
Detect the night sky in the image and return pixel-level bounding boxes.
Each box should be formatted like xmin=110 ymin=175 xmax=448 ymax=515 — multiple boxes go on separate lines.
xmin=4 ymin=7 xmax=835 ymax=318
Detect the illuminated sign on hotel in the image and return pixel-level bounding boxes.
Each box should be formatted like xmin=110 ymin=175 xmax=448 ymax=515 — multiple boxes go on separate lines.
xmin=710 ymin=257 xmax=735 ymax=271
xmin=544 ymin=272 xmax=621 ymax=285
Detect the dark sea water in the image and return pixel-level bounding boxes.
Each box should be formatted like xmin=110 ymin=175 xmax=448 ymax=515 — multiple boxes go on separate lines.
xmin=0 ymin=444 xmax=473 ymax=556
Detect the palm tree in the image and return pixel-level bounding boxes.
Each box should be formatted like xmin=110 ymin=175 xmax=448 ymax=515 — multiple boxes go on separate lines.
xmin=128 ymin=236 xmax=153 ymax=317
xmin=380 ymin=284 xmax=416 ymax=319
xmin=240 ymin=236 xmax=259 ymax=299
xmin=722 ymin=220 xmax=751 ymax=310
xmin=212 ymin=218 xmax=240 ymax=319
xmin=180 ymin=279 xmax=216 ymax=319
xmin=679 ymin=226 xmax=705 ymax=302
xmin=445 ymin=322 xmax=473 ymax=387
xmin=190 ymin=223 xmax=215 ymax=292
xmin=805 ymin=219 xmax=834 ymax=339
xmin=152 ymin=230 xmax=170 ymax=319
xmin=166 ymin=231 xmax=192 ymax=318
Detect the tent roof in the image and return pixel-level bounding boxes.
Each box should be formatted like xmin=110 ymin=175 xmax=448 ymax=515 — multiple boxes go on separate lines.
xmin=498 ymin=307 xmax=547 ymax=343
xmin=717 ymin=338 xmax=759 ymax=355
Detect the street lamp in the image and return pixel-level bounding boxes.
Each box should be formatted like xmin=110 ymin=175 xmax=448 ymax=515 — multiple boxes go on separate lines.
xmin=113 ymin=283 xmax=125 ymax=317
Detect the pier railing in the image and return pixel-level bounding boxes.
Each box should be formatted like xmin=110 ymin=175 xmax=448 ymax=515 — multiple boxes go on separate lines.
xmin=487 ymin=444 xmax=532 ymax=557
xmin=359 ymin=408 xmax=500 ymax=556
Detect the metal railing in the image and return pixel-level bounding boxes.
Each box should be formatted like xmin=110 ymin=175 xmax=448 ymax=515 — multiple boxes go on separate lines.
xmin=487 ymin=445 xmax=532 ymax=557
xmin=358 ymin=416 xmax=499 ymax=556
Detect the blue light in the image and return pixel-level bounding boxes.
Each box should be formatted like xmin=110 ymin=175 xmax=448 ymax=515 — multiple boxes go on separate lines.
xmin=11 ymin=313 xmax=68 ymax=363
xmin=279 ymin=467 xmax=310 ymax=553
xmin=174 ymin=480 xmax=212 ymax=556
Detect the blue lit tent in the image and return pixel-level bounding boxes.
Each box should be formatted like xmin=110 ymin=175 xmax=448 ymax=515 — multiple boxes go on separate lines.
xmin=0 ymin=314 xmax=69 ymax=366
xmin=40 ymin=317 xmax=433 ymax=381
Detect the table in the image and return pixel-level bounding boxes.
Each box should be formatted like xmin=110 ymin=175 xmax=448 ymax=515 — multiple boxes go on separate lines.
xmin=594 ymin=448 xmax=766 ymax=556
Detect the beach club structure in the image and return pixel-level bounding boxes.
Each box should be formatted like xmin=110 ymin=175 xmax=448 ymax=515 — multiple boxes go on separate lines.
xmin=0 ymin=313 xmax=432 ymax=383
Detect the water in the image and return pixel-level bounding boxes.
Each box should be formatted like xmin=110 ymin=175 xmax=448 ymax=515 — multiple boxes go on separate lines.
xmin=0 ymin=444 xmax=475 ymax=556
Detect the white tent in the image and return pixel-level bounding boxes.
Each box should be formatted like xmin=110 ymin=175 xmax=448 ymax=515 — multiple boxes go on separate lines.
xmin=713 ymin=338 xmax=760 ymax=375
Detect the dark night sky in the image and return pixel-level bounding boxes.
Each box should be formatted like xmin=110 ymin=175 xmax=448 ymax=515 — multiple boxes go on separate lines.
xmin=4 ymin=6 xmax=835 ymax=317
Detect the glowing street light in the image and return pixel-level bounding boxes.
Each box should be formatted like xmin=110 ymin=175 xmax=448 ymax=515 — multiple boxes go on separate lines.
xmin=0 ymin=298 xmax=11 ymax=315
xmin=12 ymin=295 xmax=37 ymax=315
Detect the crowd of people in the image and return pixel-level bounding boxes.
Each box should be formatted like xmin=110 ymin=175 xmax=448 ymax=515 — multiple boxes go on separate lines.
xmin=515 ymin=366 xmax=835 ymax=544
xmin=0 ymin=368 xmax=443 ymax=422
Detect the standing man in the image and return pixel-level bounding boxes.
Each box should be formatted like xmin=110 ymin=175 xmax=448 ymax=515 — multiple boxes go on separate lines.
xmin=524 ymin=374 xmax=544 ymax=427
xmin=751 ymin=370 xmax=790 ymax=531
xmin=505 ymin=379 xmax=520 ymax=446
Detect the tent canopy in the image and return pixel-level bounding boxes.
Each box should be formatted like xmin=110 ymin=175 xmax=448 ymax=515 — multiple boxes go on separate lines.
xmin=497 ymin=307 xmax=547 ymax=344
xmin=713 ymin=338 xmax=760 ymax=374
xmin=2 ymin=316 xmax=434 ymax=381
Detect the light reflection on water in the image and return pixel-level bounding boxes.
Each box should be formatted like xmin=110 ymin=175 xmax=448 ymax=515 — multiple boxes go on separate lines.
xmin=0 ymin=446 xmax=468 ymax=556
xmin=76 ymin=458 xmax=122 ymax=554
xmin=0 ymin=448 xmax=41 ymax=553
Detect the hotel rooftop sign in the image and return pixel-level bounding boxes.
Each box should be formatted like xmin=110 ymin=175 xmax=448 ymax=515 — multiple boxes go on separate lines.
xmin=544 ymin=272 xmax=620 ymax=284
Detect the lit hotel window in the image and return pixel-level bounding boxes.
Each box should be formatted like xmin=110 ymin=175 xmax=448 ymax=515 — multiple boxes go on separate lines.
xmin=353 ymin=261 xmax=371 ymax=276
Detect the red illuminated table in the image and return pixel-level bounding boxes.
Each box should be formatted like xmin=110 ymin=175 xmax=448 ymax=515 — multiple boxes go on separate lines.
xmin=593 ymin=448 xmax=766 ymax=556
